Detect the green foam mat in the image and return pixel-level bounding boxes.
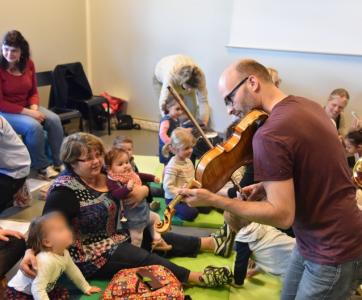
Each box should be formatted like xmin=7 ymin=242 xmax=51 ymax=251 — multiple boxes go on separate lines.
xmin=73 ymin=252 xmax=281 ymax=300
xmin=154 ymin=196 xmax=224 ymax=229
xmin=132 ymin=155 xmax=224 ymax=229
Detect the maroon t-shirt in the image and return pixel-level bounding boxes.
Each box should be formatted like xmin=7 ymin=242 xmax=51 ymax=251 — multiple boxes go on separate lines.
xmin=253 ymin=95 xmax=362 ymax=264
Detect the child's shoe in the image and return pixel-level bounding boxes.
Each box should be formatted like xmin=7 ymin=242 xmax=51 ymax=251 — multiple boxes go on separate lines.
xmin=200 ymin=265 xmax=233 ymax=287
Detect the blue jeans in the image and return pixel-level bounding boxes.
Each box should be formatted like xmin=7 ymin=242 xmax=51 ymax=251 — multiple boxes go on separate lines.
xmin=281 ymin=246 xmax=362 ymax=300
xmin=0 ymin=107 xmax=64 ymax=170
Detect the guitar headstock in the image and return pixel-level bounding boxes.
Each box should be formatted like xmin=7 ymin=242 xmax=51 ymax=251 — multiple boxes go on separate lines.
xmin=155 ymin=180 xmax=201 ymax=233
xmin=155 ymin=206 xmax=176 ymax=233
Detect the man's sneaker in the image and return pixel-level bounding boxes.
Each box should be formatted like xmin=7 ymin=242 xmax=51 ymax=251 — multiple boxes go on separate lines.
xmin=38 ymin=166 xmax=59 ymax=180
xmin=213 ymin=225 xmax=235 ymax=258
xmin=200 ymin=265 xmax=233 ymax=287
xmin=211 ymin=222 xmax=229 ymax=238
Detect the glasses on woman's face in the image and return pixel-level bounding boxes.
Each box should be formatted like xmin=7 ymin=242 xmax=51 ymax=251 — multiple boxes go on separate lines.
xmin=224 ymin=76 xmax=249 ymax=107
xmin=77 ymin=151 xmax=102 ymax=163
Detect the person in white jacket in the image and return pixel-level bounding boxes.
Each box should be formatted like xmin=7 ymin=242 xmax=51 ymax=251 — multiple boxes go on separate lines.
xmin=154 ymin=54 xmax=210 ymax=125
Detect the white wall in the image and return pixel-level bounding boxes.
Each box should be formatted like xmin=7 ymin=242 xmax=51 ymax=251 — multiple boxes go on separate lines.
xmin=88 ymin=0 xmax=362 ymax=132
xmin=88 ymin=0 xmax=236 ymax=130
xmin=229 ymin=0 xmax=362 ymax=56
xmin=0 ymin=0 xmax=87 ymax=106
xmin=5 ymin=0 xmax=359 ymax=131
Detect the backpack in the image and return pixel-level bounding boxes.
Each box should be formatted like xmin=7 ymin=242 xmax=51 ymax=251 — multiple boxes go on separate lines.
xmin=116 ymin=113 xmax=141 ymax=130
xmin=102 ymin=265 xmax=186 ymax=300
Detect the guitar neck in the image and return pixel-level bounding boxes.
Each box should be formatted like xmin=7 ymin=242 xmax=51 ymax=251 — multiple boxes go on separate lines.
xmin=168 ymin=194 xmax=184 ymax=210
xmin=167 ymin=86 xmax=213 ymax=149
xmin=167 ymin=179 xmax=201 ymax=209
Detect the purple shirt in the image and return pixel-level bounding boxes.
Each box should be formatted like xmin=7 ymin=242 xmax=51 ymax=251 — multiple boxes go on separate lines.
xmin=253 ymin=95 xmax=362 ymax=264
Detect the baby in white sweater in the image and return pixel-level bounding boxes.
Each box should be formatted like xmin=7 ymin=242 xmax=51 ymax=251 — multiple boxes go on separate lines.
xmin=6 ymin=212 xmax=100 ymax=300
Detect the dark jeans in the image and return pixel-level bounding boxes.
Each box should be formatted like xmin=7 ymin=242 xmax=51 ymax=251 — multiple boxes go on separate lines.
xmin=94 ymin=231 xmax=201 ymax=283
xmin=0 ymin=236 xmax=26 ymax=277
xmin=0 ymin=174 xmax=26 ymax=213
xmin=165 ymin=199 xmax=212 ymax=221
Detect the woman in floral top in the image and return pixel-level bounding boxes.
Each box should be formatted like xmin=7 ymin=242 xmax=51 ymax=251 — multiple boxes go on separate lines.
xmin=19 ymin=133 xmax=233 ymax=289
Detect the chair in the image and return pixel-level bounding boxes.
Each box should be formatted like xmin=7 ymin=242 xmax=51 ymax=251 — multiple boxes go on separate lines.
xmin=36 ymin=71 xmax=83 ymax=133
xmin=50 ymin=62 xmax=111 ymax=135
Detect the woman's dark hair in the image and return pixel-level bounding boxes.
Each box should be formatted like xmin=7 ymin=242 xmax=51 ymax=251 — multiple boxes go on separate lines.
xmin=346 ymin=130 xmax=362 ymax=147
xmin=186 ymin=67 xmax=202 ymax=88
xmin=0 ymin=30 xmax=30 ymax=72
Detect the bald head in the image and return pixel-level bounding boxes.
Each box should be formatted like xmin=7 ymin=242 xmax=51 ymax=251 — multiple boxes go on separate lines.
xmin=219 ymin=59 xmax=272 ymax=97
xmin=219 ymin=59 xmax=283 ymax=116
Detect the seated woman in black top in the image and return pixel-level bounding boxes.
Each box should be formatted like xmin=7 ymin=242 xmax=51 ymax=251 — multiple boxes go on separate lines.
xmin=19 ymin=133 xmax=233 ymax=288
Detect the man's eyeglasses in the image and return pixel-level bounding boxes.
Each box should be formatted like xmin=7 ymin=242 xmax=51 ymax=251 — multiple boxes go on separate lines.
xmin=224 ymin=76 xmax=249 ymax=106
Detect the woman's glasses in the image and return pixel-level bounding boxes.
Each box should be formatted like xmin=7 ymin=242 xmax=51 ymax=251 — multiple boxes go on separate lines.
xmin=77 ymin=152 xmax=102 ymax=163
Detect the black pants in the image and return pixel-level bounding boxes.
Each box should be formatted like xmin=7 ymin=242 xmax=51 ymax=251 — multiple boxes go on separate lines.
xmin=0 ymin=174 xmax=26 ymax=213
xmin=94 ymin=231 xmax=201 ymax=283
xmin=0 ymin=236 xmax=26 ymax=277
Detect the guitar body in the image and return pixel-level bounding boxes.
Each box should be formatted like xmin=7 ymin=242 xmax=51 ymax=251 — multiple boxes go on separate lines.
xmin=195 ymin=110 xmax=268 ymax=193
xmin=156 ymin=86 xmax=268 ymax=233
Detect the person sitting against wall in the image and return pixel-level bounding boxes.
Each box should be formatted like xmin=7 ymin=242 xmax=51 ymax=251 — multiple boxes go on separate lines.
xmin=0 ymin=30 xmax=64 ymax=180
xmin=0 ymin=115 xmax=31 ymax=212
xmin=154 ymin=54 xmax=210 ymax=126
xmin=0 ymin=115 xmax=28 ymax=287
xmin=324 ymin=88 xmax=350 ymax=137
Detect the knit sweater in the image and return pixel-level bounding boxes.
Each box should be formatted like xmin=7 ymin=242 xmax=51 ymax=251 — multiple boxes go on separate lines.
xmin=0 ymin=59 xmax=39 ymax=113
xmin=8 ymin=250 xmax=91 ymax=300
xmin=163 ymin=156 xmax=194 ymax=199
xmin=154 ymin=54 xmax=209 ymax=124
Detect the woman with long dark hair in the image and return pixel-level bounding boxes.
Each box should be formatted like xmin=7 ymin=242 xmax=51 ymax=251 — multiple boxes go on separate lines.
xmin=0 ymin=30 xmax=64 ymax=179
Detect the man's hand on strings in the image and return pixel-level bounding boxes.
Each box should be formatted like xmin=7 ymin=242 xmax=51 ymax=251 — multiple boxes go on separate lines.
xmin=178 ymin=188 xmax=214 ymax=207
